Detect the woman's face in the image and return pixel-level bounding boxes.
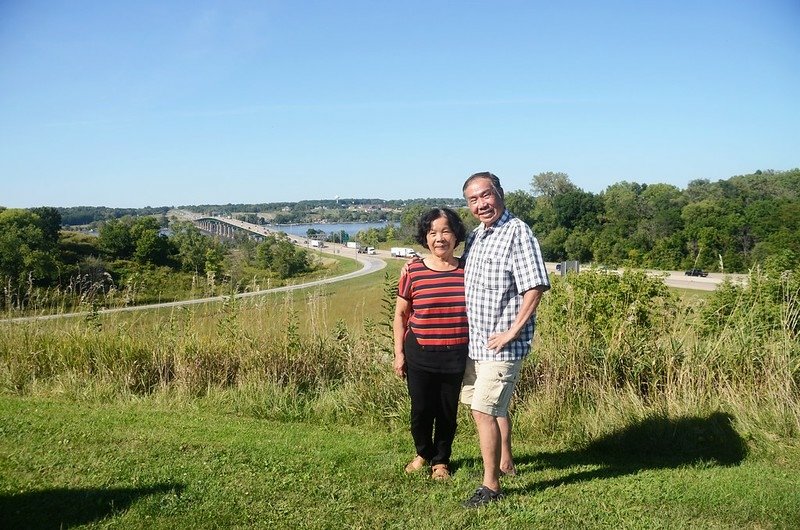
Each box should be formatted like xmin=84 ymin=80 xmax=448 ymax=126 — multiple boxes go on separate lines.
xmin=426 ymin=215 xmax=457 ymax=259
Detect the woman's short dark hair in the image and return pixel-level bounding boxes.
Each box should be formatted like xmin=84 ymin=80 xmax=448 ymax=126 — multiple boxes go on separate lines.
xmin=414 ymin=207 xmax=467 ymax=247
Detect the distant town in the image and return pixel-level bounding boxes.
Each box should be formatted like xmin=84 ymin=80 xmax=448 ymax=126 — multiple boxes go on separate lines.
xmin=54 ymin=198 xmax=467 ymax=228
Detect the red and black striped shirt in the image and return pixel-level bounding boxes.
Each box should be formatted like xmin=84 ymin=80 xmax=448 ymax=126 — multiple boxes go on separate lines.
xmin=398 ymin=259 xmax=468 ymax=348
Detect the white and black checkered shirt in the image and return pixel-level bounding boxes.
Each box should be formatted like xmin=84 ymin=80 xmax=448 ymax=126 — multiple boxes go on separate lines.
xmin=463 ymin=210 xmax=550 ymax=361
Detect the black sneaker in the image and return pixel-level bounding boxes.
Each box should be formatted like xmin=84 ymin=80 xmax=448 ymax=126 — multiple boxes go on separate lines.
xmin=462 ymin=486 xmax=504 ymax=508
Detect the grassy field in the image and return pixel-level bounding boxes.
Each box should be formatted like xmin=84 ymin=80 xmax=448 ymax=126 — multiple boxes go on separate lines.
xmin=1 ymin=256 xmax=798 ymax=528
xmin=2 ymin=396 xmax=799 ymax=529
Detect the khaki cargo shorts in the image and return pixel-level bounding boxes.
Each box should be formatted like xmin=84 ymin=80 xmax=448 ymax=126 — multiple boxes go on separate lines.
xmin=460 ymin=358 xmax=523 ymax=417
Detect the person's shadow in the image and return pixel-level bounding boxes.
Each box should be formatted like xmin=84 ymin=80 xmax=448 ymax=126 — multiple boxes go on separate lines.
xmin=456 ymin=412 xmax=747 ymax=494
xmin=0 ymin=482 xmax=184 ymax=529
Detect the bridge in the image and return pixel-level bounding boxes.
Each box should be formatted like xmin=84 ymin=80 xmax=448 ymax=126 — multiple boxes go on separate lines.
xmin=194 ymin=216 xmax=276 ymax=242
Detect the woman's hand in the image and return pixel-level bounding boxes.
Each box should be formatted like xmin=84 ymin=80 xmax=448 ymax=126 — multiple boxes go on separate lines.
xmin=393 ymin=352 xmax=407 ymax=378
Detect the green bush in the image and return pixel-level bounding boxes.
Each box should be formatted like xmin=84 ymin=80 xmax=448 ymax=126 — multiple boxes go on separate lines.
xmin=533 ymin=269 xmax=679 ymax=395
xmin=700 ymin=267 xmax=800 ymax=340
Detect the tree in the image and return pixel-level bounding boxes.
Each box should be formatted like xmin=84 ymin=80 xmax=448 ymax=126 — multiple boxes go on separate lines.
xmin=647 ymin=233 xmax=687 ymax=270
xmin=98 ymin=219 xmax=135 ymax=260
xmin=601 ymin=181 xmax=644 ymax=239
xmin=205 ymin=246 xmax=225 ymax=276
xmin=307 ymin=228 xmax=325 ymax=239
xmin=552 ymin=189 xmax=602 ymax=231
xmin=171 ymin=221 xmax=223 ymax=274
xmin=680 ymin=198 xmax=744 ymax=271
xmin=255 ymin=234 xmax=312 ymax=279
xmin=400 ymin=204 xmax=426 ymax=242
xmin=457 ymin=208 xmax=479 ymax=233
xmin=133 ymin=229 xmax=173 ymax=266
xmin=684 ymin=179 xmax=720 ymax=203
xmin=504 ymin=190 xmax=536 ymax=226
xmin=0 ymin=209 xmax=61 ymax=291
xmin=385 ymin=224 xmax=397 ymax=242
xmin=639 ymin=184 xmax=684 ymax=241
xmin=29 ymin=207 xmax=62 ymax=249
xmin=357 ymin=228 xmax=380 ymax=248
xmin=530 ymin=171 xmax=577 ymax=199
xmin=129 ymin=217 xmax=173 ymax=266
xmin=540 ymin=226 xmax=569 ymax=262
xmin=564 ymin=228 xmax=594 ymax=263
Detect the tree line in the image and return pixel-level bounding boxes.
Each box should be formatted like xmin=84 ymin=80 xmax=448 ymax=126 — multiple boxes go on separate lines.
xmin=2 ymin=167 xmax=797 ymax=310
xmin=357 ymin=169 xmax=798 ymax=274
xmin=58 ymin=206 xmax=171 ymax=226
xmin=510 ymin=169 xmax=799 ymax=272
xmin=0 ymin=209 xmax=315 ymax=310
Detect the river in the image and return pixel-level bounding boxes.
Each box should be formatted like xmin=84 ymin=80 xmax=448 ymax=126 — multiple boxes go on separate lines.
xmin=270 ymin=221 xmax=389 ymax=238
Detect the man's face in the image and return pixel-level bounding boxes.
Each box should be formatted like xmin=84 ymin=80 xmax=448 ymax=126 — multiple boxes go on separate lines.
xmin=464 ymin=177 xmax=504 ymax=227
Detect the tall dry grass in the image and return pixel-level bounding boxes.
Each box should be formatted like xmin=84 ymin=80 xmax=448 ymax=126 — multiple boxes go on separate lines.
xmin=521 ymin=268 xmax=799 ymax=449
xmin=1 ymin=267 xmax=797 ymax=450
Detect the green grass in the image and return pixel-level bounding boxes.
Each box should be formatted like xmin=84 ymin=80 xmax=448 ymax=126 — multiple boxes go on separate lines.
xmin=670 ymin=286 xmax=713 ymax=303
xmin=1 ymin=262 xmax=798 ymax=527
xmin=277 ymin=257 xmax=402 ymax=330
xmin=1 ymin=396 xmax=798 ymax=529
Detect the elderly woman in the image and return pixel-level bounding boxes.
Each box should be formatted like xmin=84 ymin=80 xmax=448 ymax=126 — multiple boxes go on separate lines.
xmin=393 ymin=207 xmax=468 ymax=480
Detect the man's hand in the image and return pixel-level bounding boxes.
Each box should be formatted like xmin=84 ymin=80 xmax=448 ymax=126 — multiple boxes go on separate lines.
xmin=487 ymin=329 xmax=517 ymax=352
xmin=399 ymin=256 xmax=422 ymax=277
xmin=487 ymin=289 xmax=543 ymax=352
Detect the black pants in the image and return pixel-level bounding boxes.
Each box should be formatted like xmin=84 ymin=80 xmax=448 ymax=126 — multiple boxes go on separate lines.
xmin=406 ymin=365 xmax=464 ymax=466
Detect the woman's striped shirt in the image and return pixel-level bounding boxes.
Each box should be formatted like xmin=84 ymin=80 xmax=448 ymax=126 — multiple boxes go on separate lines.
xmin=397 ymin=259 xmax=468 ymax=348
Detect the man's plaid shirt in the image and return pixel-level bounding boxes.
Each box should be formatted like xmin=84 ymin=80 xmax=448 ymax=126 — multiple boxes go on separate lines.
xmin=463 ymin=210 xmax=550 ymax=361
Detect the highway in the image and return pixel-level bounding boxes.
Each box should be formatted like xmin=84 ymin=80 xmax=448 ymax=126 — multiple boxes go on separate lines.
xmin=2 ymin=249 xmax=385 ymax=323
xmin=546 ymin=264 xmax=744 ymax=291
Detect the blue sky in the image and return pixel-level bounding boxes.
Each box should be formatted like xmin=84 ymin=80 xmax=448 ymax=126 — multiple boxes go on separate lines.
xmin=1 ymin=1 xmax=798 ymax=208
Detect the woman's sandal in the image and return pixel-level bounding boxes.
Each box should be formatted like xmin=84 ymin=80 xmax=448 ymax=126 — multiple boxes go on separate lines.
xmin=404 ymin=455 xmax=428 ymax=473
xmin=430 ymin=463 xmax=451 ymax=480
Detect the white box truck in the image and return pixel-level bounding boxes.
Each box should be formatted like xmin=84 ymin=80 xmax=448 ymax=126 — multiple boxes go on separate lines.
xmin=390 ymin=247 xmax=418 ymax=258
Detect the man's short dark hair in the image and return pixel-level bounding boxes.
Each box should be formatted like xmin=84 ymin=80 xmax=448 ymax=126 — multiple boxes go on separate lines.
xmin=414 ymin=207 xmax=467 ymax=247
xmin=462 ymin=171 xmax=504 ymax=200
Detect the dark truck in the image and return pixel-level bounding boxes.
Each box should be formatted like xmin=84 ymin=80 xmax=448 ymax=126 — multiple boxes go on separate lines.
xmin=684 ymin=268 xmax=709 ymax=277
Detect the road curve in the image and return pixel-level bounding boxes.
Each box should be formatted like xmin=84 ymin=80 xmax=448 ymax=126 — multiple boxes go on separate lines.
xmin=2 ymin=253 xmax=386 ymax=323
xmin=544 ymin=262 xmax=745 ymax=292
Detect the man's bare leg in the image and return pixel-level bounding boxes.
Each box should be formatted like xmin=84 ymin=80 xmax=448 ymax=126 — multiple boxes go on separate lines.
xmin=499 ymin=415 xmax=516 ymax=475
xmin=472 ymin=409 xmax=501 ymax=492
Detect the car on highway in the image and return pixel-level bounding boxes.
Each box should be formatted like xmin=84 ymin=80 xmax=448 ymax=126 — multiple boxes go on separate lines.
xmin=684 ymin=268 xmax=708 ymax=277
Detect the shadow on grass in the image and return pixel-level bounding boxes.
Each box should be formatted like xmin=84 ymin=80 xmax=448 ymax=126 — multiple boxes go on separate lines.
xmin=513 ymin=411 xmax=748 ymax=494
xmin=0 ymin=482 xmax=184 ymax=529
xmin=452 ymin=412 xmax=747 ymax=494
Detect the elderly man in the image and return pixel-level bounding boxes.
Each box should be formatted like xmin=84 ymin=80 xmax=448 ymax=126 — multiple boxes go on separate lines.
xmin=460 ymin=171 xmax=550 ymax=508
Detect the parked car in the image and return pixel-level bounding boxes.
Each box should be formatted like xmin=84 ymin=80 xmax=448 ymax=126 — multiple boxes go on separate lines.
xmin=684 ymin=268 xmax=708 ymax=277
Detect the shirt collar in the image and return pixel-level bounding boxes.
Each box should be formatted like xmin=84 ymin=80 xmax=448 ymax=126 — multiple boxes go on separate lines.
xmin=478 ymin=209 xmax=512 ymax=237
